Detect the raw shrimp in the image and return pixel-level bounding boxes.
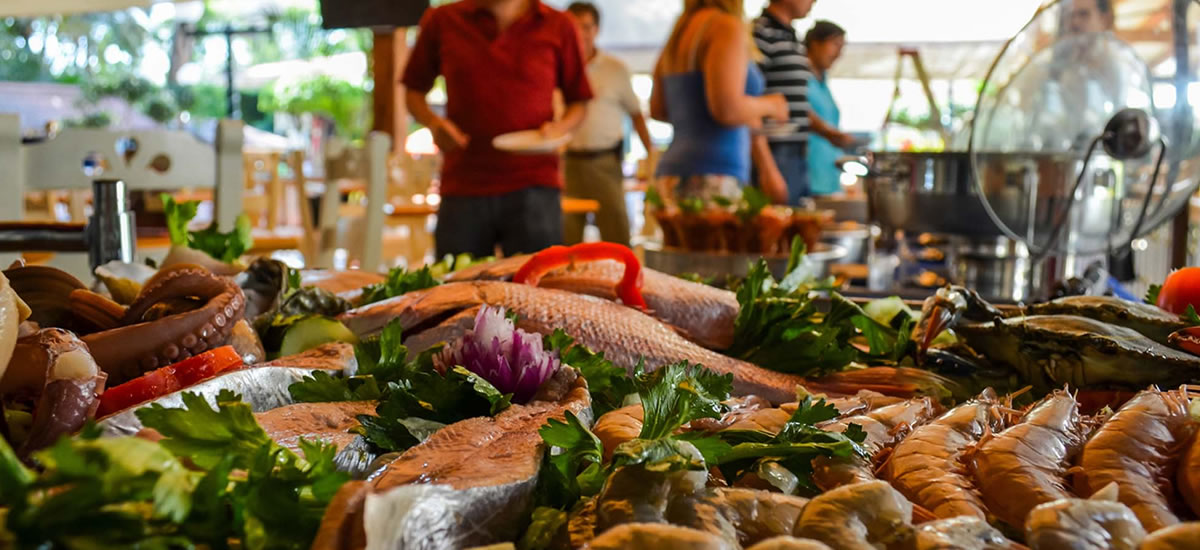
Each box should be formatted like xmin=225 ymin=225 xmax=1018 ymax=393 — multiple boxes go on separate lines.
xmin=794 ymin=480 xmax=914 ymax=550
xmin=1074 ymin=388 xmax=1198 ymax=532
xmin=882 ymin=389 xmax=1006 ymax=520
xmin=667 ymin=488 xmax=809 ymax=547
xmin=812 ymin=397 xmax=941 ymax=490
xmin=1138 ymin=522 xmax=1200 ymax=550
xmin=1024 ymin=483 xmax=1146 ymax=550
xmin=747 ymin=537 xmax=833 ymax=550
xmin=904 ymin=517 xmax=1016 ymax=550
xmin=584 ymin=523 xmax=734 ymax=550
xmin=1176 ymin=429 xmax=1200 ymax=517
xmin=593 ymin=405 xmax=643 ymax=459
xmin=971 ymin=390 xmax=1088 ymax=529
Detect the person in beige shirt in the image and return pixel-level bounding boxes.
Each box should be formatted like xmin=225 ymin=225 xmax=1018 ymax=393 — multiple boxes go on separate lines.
xmin=564 ymin=1 xmax=654 ymax=246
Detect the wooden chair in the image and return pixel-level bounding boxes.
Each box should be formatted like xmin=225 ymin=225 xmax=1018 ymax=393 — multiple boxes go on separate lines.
xmin=304 ymin=132 xmax=390 ymax=271
xmin=0 ymin=114 xmax=245 ymax=278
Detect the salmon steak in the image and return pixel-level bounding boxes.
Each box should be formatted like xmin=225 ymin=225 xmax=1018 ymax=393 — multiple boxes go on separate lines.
xmin=313 ymin=372 xmax=592 ymax=550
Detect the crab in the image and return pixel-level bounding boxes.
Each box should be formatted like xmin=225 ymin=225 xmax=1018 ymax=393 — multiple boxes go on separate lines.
xmin=915 ymin=286 xmax=1200 ymax=395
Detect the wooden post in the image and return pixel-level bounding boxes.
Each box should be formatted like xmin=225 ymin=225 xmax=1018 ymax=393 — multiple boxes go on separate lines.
xmin=214 ymin=119 xmax=245 ymax=232
xmin=372 ymin=27 xmax=410 ymax=154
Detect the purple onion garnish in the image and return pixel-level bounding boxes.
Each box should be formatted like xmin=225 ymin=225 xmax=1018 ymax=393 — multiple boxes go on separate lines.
xmin=439 ymin=306 xmax=561 ymax=403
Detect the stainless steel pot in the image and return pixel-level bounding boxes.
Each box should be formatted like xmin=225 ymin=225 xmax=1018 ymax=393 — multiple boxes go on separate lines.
xmin=863 ymin=151 xmax=1118 ymax=252
xmin=821 ymin=224 xmax=871 ymax=264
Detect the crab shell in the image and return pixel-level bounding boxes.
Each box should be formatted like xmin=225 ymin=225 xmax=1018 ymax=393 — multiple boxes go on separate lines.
xmin=955 ymin=314 xmax=1200 ymax=394
xmin=1025 ymin=295 xmax=1187 ymax=345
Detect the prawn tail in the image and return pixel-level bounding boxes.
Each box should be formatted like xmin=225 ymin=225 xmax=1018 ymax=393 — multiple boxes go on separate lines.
xmin=911 ymin=503 xmax=939 ymax=524
xmin=805 ymin=367 xmax=957 ymax=401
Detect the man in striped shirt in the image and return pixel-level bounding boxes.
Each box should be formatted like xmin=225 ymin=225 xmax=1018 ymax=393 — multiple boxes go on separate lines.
xmin=754 ymin=0 xmax=854 ymax=203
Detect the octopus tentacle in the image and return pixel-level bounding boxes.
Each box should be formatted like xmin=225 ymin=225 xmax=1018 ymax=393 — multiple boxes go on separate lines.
xmin=83 ymin=267 xmax=245 ymax=385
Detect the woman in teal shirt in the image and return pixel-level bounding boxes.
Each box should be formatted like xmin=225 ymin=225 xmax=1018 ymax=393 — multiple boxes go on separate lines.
xmin=805 ymin=21 xmax=848 ymax=196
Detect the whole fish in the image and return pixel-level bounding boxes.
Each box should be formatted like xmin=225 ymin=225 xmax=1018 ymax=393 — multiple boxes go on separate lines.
xmin=339 ymin=281 xmax=803 ymax=404
xmin=447 ymin=255 xmax=739 ymax=350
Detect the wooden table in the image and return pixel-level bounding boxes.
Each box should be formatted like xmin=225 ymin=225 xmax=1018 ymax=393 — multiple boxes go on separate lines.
xmin=387 ymin=198 xmax=601 ymax=218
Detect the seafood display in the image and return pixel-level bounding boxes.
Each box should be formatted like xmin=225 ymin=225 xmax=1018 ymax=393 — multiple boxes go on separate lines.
xmin=6 ymin=231 xmax=1200 ymax=550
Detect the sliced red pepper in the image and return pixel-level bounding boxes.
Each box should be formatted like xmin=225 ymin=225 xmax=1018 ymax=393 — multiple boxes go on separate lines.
xmin=96 ymin=346 xmax=244 ymax=418
xmin=513 ymin=243 xmax=648 ymax=310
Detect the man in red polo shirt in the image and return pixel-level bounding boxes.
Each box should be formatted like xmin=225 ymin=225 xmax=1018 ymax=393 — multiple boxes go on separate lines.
xmin=404 ymin=0 xmax=594 ymax=257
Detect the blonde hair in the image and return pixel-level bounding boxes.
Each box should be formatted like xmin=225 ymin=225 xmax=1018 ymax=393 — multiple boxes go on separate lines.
xmin=663 ymin=0 xmax=750 ymax=66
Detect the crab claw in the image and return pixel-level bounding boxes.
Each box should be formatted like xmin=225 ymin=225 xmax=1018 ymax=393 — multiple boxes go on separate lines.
xmin=916 ymin=302 xmax=957 ymax=356
xmin=1168 ymin=326 xmax=1200 ymax=357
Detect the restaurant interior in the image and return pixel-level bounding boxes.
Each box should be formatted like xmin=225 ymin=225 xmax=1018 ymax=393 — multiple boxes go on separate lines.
xmin=3 ymin=0 xmax=1200 ymax=548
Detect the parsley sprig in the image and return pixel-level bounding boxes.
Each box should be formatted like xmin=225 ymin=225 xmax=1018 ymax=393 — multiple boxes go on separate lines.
xmin=0 ymin=391 xmax=347 ymax=550
xmin=288 ymin=319 xmax=511 ymax=453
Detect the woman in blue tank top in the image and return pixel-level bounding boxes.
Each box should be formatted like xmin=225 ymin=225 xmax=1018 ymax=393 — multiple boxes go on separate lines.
xmin=650 ymin=0 xmax=789 ymax=206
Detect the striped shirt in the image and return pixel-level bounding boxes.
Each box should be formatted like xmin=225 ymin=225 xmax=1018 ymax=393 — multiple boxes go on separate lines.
xmin=753 ymin=11 xmax=812 ymax=143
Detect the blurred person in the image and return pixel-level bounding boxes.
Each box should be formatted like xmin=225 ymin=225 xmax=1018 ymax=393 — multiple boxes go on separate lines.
xmin=753 ymin=0 xmax=855 ymax=204
xmin=805 ymin=21 xmax=848 ymax=196
xmin=1066 ymin=0 xmax=1114 ymax=34
xmin=651 ymin=0 xmax=789 ymax=206
xmin=403 ymin=0 xmax=593 ymax=257
xmin=563 ymin=2 xmax=653 ymax=246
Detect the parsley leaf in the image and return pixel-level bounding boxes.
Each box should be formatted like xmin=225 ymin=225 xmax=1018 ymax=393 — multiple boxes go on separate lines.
xmin=635 ymin=361 xmax=731 ymax=441
xmin=136 ymin=391 xmax=271 ymax=470
xmin=538 ymin=410 xmax=606 ymax=507
xmin=360 ymin=265 xmax=441 ymax=305
xmin=162 ymin=193 xmax=199 ymax=247
xmin=517 ymin=506 xmax=569 ymax=550
xmin=1145 ymin=284 xmax=1162 ymax=306
xmin=715 ymin=397 xmax=867 ymax=495
xmin=1185 ymin=305 xmax=1200 ymax=326
xmin=546 ymin=329 xmax=635 ymax=418
xmin=3 ymin=393 xmax=348 ymax=550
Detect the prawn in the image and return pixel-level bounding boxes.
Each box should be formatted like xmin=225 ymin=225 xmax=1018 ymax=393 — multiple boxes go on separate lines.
xmin=881 ymin=389 xmax=1007 ymax=521
xmin=794 ymin=480 xmax=914 ymax=550
xmin=1138 ymin=522 xmax=1200 ymax=550
xmin=906 ymin=517 xmax=1017 ymax=550
xmin=812 ymin=397 xmax=941 ymax=490
xmin=1073 ymin=387 xmax=1198 ymax=532
xmin=971 ymin=390 xmax=1088 ymax=529
xmin=1176 ymin=423 xmax=1200 ymax=518
xmin=1024 ymin=482 xmax=1146 ymax=550
xmin=746 ymin=537 xmax=833 ymax=550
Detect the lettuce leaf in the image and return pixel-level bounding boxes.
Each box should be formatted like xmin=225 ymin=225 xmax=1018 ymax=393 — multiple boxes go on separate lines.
xmin=160 ymin=193 xmax=254 ymax=263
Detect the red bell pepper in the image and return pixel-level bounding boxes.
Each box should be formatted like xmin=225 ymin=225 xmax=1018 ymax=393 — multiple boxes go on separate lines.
xmin=513 ymin=243 xmax=648 ymax=310
xmin=96 ymin=346 xmax=244 ymax=418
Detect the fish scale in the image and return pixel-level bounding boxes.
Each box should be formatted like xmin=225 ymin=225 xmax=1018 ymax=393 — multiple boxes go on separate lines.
xmin=339 ymin=281 xmax=804 ymax=405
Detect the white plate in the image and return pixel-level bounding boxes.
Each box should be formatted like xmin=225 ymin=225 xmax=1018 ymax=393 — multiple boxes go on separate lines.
xmin=492 ymin=130 xmax=572 ymax=154
xmin=760 ymin=122 xmax=800 ymax=137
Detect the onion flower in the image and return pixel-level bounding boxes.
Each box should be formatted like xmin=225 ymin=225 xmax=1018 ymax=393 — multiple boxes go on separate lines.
xmin=439 ymin=306 xmax=561 ymax=403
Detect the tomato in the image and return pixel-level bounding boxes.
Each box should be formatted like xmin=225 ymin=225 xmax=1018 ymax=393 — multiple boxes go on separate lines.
xmin=96 ymin=346 xmax=244 ymax=418
xmin=1157 ymin=267 xmax=1200 ymax=315
xmin=171 ymin=346 xmax=243 ymax=386
xmin=96 ymin=367 xmax=181 ymax=418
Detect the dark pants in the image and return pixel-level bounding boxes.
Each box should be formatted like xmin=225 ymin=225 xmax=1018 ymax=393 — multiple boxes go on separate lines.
xmin=768 ymin=141 xmax=810 ymax=206
xmin=435 ymin=186 xmax=564 ymax=257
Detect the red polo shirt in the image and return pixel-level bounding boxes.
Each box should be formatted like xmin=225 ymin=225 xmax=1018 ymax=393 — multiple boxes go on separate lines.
xmin=403 ymin=0 xmax=593 ymax=197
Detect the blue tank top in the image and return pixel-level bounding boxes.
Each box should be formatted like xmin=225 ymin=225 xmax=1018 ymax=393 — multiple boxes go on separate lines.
xmin=656 ymin=64 xmax=766 ymax=184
